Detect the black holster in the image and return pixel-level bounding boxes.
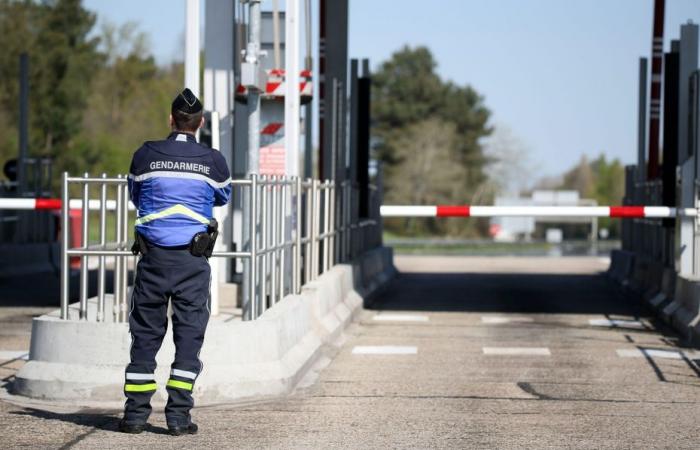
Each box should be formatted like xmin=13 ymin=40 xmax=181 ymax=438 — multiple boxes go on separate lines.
xmin=131 ymin=231 xmax=149 ymax=256
xmin=189 ymin=219 xmax=218 ymax=258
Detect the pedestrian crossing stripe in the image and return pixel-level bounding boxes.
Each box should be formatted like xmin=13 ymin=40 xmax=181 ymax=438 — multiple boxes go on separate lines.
xmin=124 ymin=383 xmax=157 ymax=392
xmin=167 ymin=379 xmax=193 ymax=391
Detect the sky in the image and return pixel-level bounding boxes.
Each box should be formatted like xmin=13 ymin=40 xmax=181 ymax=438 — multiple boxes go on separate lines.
xmin=83 ymin=0 xmax=700 ymax=177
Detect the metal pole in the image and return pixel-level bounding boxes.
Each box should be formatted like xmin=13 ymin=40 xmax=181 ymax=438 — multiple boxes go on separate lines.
xmin=303 ymin=0 xmax=313 ymax=179
xmin=277 ymin=181 xmax=284 ymax=301
xmin=247 ymin=174 xmax=258 ymax=320
xmin=647 ymin=0 xmax=665 ymax=179
xmin=60 ymin=172 xmax=69 ymax=320
xmin=272 ymin=0 xmax=281 ymax=69
xmin=285 ymin=0 xmax=301 ymax=177
xmin=324 ymin=182 xmax=330 ymax=272
xmin=262 ymin=176 xmax=270 ymax=308
xmin=18 ymin=53 xmax=29 ymax=195
xmin=79 ymin=173 xmax=90 ymax=320
xmin=243 ymin=0 xmax=262 ymax=318
xmin=312 ymin=179 xmax=319 ymax=278
xmin=121 ymin=178 xmax=130 ymax=322
xmin=185 ymin=0 xmax=201 ymax=96
xmin=247 ymin=0 xmax=262 ymax=175
xmin=294 ymin=177 xmax=302 ymax=293
xmin=637 ymin=58 xmax=647 ymax=183
xmin=97 ymin=174 xmax=107 ymax=322
xmin=114 ymin=175 xmax=123 ymax=322
xmin=209 ymin=111 xmax=221 ymax=316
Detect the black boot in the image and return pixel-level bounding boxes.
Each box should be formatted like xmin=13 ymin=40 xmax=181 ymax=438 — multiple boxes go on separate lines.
xmin=168 ymin=422 xmax=198 ymax=436
xmin=118 ymin=419 xmax=145 ymax=434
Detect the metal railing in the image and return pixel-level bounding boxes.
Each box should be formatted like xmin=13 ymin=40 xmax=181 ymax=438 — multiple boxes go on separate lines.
xmin=59 ymin=172 xmax=382 ymax=322
xmin=622 ymin=166 xmax=669 ymax=265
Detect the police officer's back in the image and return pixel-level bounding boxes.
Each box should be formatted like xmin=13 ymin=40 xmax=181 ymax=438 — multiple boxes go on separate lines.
xmin=119 ymin=89 xmax=231 ymax=436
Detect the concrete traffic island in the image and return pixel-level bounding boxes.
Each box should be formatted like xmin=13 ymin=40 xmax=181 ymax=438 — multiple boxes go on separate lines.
xmin=11 ymin=246 xmax=396 ymax=405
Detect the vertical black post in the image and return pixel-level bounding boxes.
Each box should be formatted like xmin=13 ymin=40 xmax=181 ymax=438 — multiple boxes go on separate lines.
xmin=18 ymin=53 xmax=29 ymax=195
xmin=358 ymin=59 xmax=371 ymax=218
xmin=320 ymin=0 xmax=348 ymax=180
xmin=662 ymin=48 xmax=679 ymax=229
xmin=349 ymin=59 xmax=359 ymax=189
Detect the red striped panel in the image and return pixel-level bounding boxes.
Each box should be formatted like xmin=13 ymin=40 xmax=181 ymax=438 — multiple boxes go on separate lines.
xmin=266 ymin=82 xmax=282 ymax=94
xmin=35 ymin=198 xmax=62 ymax=210
xmin=261 ymin=123 xmax=283 ymax=135
xmin=436 ymin=205 xmax=470 ymax=217
xmin=609 ymin=206 xmax=645 ymax=218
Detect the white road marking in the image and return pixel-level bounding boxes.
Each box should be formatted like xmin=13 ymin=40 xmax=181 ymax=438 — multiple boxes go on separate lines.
xmin=352 ymin=346 xmax=418 ymax=355
xmin=0 ymin=351 xmax=29 ymax=361
xmin=598 ymin=257 xmax=611 ymax=265
xmin=483 ymin=347 xmax=551 ymax=356
xmin=617 ymin=348 xmax=700 ymax=359
xmin=616 ymin=348 xmax=698 ymax=359
xmin=589 ymin=318 xmax=645 ymax=329
xmin=373 ymin=314 xmax=429 ymax=322
xmin=481 ymin=316 xmax=534 ymax=324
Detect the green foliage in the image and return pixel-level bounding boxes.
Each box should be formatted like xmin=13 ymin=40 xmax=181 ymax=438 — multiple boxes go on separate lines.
xmin=0 ymin=0 xmax=183 ymax=190
xmin=558 ymin=154 xmax=625 ymax=236
xmin=372 ymin=46 xmax=492 ymax=237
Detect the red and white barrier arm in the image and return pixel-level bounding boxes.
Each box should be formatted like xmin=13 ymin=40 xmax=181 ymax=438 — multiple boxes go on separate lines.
xmin=0 ymin=198 xmax=135 ymax=211
xmin=380 ymin=205 xmax=699 ymax=218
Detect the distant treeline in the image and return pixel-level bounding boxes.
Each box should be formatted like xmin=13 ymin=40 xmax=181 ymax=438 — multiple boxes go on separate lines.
xmin=0 ymin=0 xmax=182 ymax=189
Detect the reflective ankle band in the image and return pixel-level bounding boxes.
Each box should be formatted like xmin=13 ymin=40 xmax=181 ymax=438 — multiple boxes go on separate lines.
xmin=167 ymin=379 xmax=193 ymax=391
xmin=124 ymin=383 xmax=157 ymax=392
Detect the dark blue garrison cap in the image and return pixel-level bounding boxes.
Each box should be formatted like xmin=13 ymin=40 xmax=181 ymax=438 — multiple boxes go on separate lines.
xmin=172 ymin=88 xmax=203 ymax=114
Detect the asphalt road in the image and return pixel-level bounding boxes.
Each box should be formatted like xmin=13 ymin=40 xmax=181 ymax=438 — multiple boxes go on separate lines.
xmin=2 ymin=255 xmax=700 ymax=449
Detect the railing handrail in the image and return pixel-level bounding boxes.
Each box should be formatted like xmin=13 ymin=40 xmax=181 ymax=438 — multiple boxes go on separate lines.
xmin=59 ymin=171 xmax=383 ymax=323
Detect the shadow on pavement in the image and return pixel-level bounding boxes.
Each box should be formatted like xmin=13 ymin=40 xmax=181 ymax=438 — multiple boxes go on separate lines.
xmin=10 ymin=408 xmax=170 ymax=436
xmin=369 ymin=271 xmax=643 ymax=316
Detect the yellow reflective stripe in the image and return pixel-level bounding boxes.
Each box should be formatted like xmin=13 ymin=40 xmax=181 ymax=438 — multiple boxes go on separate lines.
xmin=135 ymin=204 xmax=209 ymax=226
xmin=167 ymin=379 xmax=193 ymax=391
xmin=124 ymin=383 xmax=157 ymax=392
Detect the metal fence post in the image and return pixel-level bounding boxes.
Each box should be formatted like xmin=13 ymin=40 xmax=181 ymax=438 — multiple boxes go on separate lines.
xmin=294 ymin=176 xmax=302 ymax=293
xmin=114 ymin=175 xmax=123 ymax=322
xmin=250 ymin=174 xmax=258 ymax=319
xmin=121 ymin=177 xmax=130 ymax=322
xmin=312 ymin=179 xmax=319 ymax=278
xmin=79 ymin=173 xmax=90 ymax=320
xmin=60 ymin=172 xmax=69 ymax=320
xmin=279 ymin=179 xmax=286 ymax=301
xmin=261 ymin=176 xmax=269 ymax=310
xmin=97 ymin=173 xmax=107 ymax=322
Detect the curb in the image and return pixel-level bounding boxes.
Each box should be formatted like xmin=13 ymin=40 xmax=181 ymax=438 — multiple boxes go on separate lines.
xmin=10 ymin=246 xmax=396 ymax=406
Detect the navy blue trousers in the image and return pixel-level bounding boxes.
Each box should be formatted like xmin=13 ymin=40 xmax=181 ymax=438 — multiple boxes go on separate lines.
xmin=123 ymin=245 xmax=210 ymax=427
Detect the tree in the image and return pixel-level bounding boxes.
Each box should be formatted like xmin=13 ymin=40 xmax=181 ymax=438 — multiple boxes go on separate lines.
xmin=68 ymin=21 xmax=181 ymax=177
xmin=478 ymin=124 xmax=532 ymax=203
xmin=32 ymin=0 xmax=102 ymax=155
xmin=372 ymin=46 xmax=492 ymax=236
xmin=384 ymin=119 xmax=467 ymax=235
xmin=561 ymin=155 xmax=595 ymax=198
xmin=556 ymin=153 xmax=625 ymax=237
xmin=0 ymin=0 xmax=101 ymax=174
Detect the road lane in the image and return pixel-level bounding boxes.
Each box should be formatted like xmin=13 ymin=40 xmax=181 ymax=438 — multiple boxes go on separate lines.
xmin=2 ymin=255 xmax=700 ymax=449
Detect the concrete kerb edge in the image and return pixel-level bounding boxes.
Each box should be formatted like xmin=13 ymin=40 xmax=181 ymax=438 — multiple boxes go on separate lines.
xmin=667 ymin=274 xmax=700 ymax=342
xmin=9 ymin=246 xmax=396 ymax=406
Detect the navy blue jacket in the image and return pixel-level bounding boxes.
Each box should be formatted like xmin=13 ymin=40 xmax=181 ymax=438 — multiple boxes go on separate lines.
xmin=128 ymin=132 xmax=232 ymax=247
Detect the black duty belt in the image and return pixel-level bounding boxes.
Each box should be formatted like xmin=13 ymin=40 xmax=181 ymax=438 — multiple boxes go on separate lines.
xmin=131 ymin=218 xmax=218 ymax=258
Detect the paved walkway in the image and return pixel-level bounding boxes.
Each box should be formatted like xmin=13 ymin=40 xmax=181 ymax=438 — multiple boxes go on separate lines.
xmin=2 ymin=256 xmax=700 ymax=448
